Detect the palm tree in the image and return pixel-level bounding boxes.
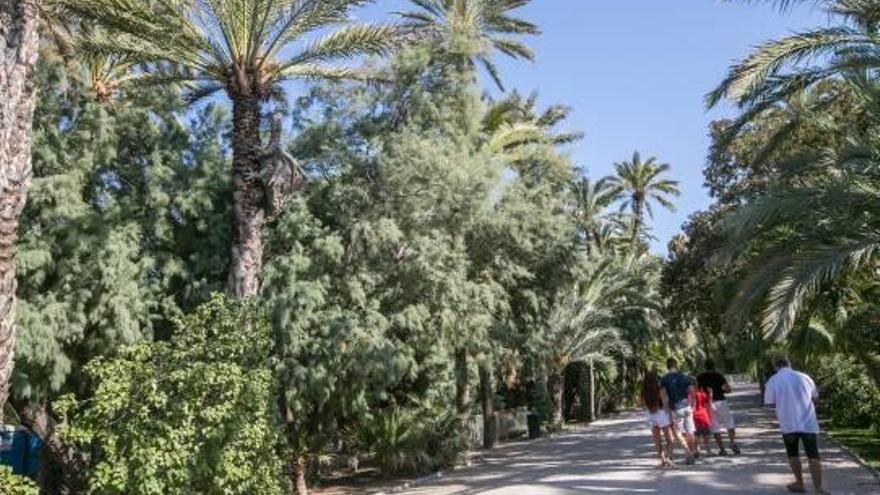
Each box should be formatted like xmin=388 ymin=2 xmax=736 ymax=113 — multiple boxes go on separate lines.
xmin=61 ymin=0 xmax=399 ymax=299
xmin=707 ymin=0 xmax=880 ymax=111
xmin=1 ymin=0 xmax=42 ymax=419
xmin=483 ymin=92 xmax=582 ymax=185
xmin=398 ymin=0 xmax=539 ymax=90
xmin=573 ymin=177 xmax=618 ymax=253
xmin=608 ymin=152 xmax=680 ymax=248
xmin=719 ymin=153 xmax=880 ymax=340
xmin=483 ymin=91 xmax=582 ymax=147
xmin=542 ymin=256 xmax=639 ymax=427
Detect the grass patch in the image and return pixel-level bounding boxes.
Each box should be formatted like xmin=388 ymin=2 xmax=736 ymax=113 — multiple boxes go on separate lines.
xmin=828 ymin=427 xmax=880 ymax=471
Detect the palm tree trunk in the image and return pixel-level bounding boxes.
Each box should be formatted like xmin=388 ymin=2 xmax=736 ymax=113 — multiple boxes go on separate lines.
xmin=547 ymin=369 xmax=564 ymax=427
xmin=587 ymin=358 xmax=596 ymax=422
xmin=290 ymin=457 xmax=309 ymax=495
xmin=478 ymin=363 xmax=497 ymax=449
xmin=0 ymin=0 xmax=41 ymax=418
xmin=454 ymin=348 xmax=469 ymax=419
xmin=629 ymin=197 xmax=643 ymax=248
xmin=228 ymin=95 xmax=265 ymax=298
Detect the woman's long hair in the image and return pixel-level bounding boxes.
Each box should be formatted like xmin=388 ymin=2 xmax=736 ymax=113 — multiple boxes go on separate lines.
xmin=642 ymin=368 xmax=663 ymax=413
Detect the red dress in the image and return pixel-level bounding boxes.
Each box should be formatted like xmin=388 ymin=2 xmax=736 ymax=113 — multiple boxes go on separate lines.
xmin=693 ymin=389 xmax=711 ymax=431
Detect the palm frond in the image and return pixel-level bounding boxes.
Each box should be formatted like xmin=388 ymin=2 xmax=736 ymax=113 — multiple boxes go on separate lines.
xmin=707 ymin=27 xmax=871 ymax=108
xmin=762 ymin=237 xmax=880 ymax=338
xmin=283 ymin=23 xmax=400 ymax=67
xmin=276 ymin=63 xmax=375 ymax=81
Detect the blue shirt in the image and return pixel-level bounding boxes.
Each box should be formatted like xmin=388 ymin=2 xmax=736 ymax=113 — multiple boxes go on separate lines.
xmin=660 ymin=371 xmax=694 ymax=410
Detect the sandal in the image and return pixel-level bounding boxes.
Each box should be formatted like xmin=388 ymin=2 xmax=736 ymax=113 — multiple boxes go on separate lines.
xmin=786 ymin=483 xmax=806 ymax=493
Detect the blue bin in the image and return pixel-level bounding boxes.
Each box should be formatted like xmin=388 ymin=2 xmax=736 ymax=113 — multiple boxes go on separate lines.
xmin=25 ymin=434 xmax=41 ymax=475
xmin=0 ymin=429 xmax=27 ymax=474
xmin=0 ymin=428 xmax=41 ymax=475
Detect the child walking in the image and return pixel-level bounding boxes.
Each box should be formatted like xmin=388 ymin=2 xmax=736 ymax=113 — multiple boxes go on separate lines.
xmin=693 ymin=382 xmax=713 ymax=457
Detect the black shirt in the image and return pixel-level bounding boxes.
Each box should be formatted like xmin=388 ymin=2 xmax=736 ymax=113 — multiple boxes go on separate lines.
xmin=697 ymin=371 xmax=728 ymax=402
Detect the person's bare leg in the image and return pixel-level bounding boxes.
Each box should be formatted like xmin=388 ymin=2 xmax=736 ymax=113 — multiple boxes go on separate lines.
xmin=672 ymin=428 xmax=694 ymax=463
xmin=808 ymin=459 xmax=827 ymax=494
xmin=729 ymin=428 xmax=740 ymax=453
xmin=652 ymin=426 xmax=665 ymax=466
xmin=715 ymin=432 xmax=727 ymax=453
xmin=662 ymin=427 xmax=675 ymax=466
xmin=788 ymin=456 xmax=806 ymax=492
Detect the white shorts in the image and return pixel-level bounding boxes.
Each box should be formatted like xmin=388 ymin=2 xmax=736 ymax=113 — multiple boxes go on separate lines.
xmin=648 ymin=409 xmax=671 ymax=429
xmin=710 ymin=400 xmax=736 ymax=433
xmin=672 ymin=406 xmax=696 ymax=435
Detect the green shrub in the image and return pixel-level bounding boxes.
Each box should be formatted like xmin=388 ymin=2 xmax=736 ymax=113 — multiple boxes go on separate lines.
xmin=809 ymin=354 xmax=880 ymax=429
xmin=356 ymin=403 xmax=466 ymax=475
xmin=56 ymin=295 xmax=287 ymax=495
xmin=0 ymin=466 xmax=38 ymax=495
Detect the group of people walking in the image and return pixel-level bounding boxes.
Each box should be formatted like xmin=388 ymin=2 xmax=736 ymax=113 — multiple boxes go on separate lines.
xmin=641 ymin=358 xmax=740 ymax=467
xmin=641 ymin=356 xmax=830 ymax=494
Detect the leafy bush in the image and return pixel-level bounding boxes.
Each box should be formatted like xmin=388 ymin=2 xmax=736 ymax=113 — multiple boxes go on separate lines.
xmin=809 ymin=354 xmax=880 ymax=430
xmin=0 ymin=467 xmax=38 ymax=495
xmin=356 ymin=403 xmax=466 ymax=475
xmin=56 ymin=295 xmax=287 ymax=495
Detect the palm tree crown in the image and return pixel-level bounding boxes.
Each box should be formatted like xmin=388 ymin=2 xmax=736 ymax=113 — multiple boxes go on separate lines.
xmin=608 ymin=152 xmax=680 ymax=246
xmin=398 ymin=0 xmax=539 ymax=90
xmin=62 ymin=0 xmax=399 ymax=101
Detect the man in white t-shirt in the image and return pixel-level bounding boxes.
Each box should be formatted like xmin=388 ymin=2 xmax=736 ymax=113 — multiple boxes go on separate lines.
xmin=764 ymin=357 xmax=828 ymax=495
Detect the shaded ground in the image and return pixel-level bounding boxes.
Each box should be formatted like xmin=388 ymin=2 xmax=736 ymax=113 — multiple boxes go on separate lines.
xmin=386 ymin=383 xmax=880 ymax=495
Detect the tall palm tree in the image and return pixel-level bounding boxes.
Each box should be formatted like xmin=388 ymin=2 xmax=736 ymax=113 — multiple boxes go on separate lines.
xmin=1 ymin=0 xmax=42 ymax=419
xmin=61 ymin=0 xmax=399 ymax=299
xmin=707 ymin=0 xmax=880 ymax=111
xmin=573 ymin=177 xmax=618 ymax=253
xmin=608 ymin=152 xmax=680 ymax=248
xmin=398 ymin=0 xmax=539 ymax=90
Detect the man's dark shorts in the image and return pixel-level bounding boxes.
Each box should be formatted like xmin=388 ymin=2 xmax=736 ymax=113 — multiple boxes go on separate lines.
xmin=782 ymin=433 xmax=820 ymax=460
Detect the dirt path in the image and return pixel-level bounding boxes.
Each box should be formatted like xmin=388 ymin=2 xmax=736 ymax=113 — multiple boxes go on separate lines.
xmin=393 ymin=383 xmax=879 ymax=494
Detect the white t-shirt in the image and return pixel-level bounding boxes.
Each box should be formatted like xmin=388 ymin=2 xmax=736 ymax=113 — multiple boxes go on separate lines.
xmin=763 ymin=367 xmax=820 ymax=434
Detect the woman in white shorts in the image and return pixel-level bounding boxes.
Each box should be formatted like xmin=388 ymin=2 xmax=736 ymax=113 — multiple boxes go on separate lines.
xmin=641 ymin=369 xmax=675 ymax=467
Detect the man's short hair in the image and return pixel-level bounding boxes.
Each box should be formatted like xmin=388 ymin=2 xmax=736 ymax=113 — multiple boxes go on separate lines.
xmin=774 ymin=356 xmax=791 ymax=369
xmin=666 ymin=357 xmax=678 ymax=370
xmin=705 ymin=358 xmax=715 ymax=371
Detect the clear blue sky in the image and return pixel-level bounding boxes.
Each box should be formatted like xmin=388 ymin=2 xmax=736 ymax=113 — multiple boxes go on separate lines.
xmin=354 ymin=1 xmax=826 ymax=254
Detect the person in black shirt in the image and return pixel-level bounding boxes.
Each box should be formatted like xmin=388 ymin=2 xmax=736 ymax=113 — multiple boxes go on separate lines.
xmin=697 ymin=359 xmax=741 ymax=455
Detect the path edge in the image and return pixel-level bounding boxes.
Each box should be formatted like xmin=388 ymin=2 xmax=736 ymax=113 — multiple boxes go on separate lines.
xmin=823 ymin=431 xmax=880 ymax=484
xmin=365 ymin=433 xmax=560 ymax=495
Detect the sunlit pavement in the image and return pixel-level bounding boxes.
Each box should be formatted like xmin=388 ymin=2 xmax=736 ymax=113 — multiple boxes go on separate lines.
xmin=396 ymin=384 xmax=880 ymax=495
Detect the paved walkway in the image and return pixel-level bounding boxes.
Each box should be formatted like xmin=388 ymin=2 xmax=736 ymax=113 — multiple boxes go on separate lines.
xmin=396 ymin=384 xmax=880 ymax=495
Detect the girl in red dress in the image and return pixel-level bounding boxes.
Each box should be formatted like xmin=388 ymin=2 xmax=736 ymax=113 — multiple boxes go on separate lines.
xmin=692 ymin=383 xmax=713 ymax=456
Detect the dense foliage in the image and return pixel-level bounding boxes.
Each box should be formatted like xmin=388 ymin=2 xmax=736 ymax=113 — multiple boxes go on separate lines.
xmin=1 ymin=2 xmax=685 ymax=494
xmin=0 ymin=466 xmax=39 ymax=495
xmin=667 ymin=0 xmax=880 ymax=433
xmin=56 ymin=296 xmax=286 ymax=495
